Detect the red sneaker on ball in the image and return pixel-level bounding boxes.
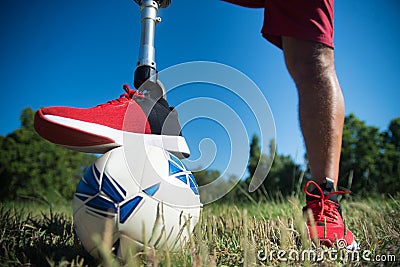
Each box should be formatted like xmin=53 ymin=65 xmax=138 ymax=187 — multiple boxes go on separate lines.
xmin=34 ymin=84 xmax=190 ymax=158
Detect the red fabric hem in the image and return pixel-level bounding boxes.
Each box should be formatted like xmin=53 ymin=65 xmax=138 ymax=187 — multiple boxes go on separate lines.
xmin=262 ymin=33 xmax=334 ymax=50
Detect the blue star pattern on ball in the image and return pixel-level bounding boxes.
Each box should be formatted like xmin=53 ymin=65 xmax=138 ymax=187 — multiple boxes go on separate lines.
xmin=168 ymin=154 xmax=199 ymax=195
xmin=75 ymin=165 xmax=161 ymax=221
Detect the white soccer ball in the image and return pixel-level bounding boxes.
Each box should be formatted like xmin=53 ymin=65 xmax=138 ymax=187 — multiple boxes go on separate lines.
xmin=72 ymin=146 xmax=202 ymax=259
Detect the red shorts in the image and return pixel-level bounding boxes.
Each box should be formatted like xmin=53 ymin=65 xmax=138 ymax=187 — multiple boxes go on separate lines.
xmin=222 ymin=0 xmax=334 ymax=49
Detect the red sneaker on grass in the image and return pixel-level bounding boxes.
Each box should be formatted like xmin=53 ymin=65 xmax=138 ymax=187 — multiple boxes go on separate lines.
xmin=303 ymin=179 xmax=358 ymax=250
xmin=34 ymin=84 xmax=190 ymax=158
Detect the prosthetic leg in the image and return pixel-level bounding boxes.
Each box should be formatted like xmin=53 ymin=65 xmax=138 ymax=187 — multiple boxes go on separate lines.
xmin=133 ymin=0 xmax=171 ymax=99
xmin=34 ymin=0 xmax=190 ymax=158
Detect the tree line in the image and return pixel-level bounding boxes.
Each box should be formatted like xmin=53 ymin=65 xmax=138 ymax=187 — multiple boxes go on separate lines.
xmin=0 ymin=108 xmax=96 ymax=203
xmin=197 ymin=114 xmax=400 ymax=202
xmin=0 ymin=108 xmax=398 ymax=203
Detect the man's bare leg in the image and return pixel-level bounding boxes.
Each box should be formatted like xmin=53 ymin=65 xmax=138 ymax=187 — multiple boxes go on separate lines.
xmin=281 ymin=37 xmax=344 ymax=188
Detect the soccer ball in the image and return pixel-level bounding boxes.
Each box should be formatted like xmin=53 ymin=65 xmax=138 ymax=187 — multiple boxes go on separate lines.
xmin=72 ymin=145 xmax=202 ymax=259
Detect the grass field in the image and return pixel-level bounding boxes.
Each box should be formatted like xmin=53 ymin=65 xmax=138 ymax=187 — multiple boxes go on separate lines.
xmin=1 ymin=196 xmax=399 ymax=266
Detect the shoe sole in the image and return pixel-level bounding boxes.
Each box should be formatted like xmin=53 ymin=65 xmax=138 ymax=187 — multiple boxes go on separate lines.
xmin=306 ymin=225 xmax=359 ymax=251
xmin=34 ymin=110 xmax=190 ymax=158
xmin=346 ymin=240 xmax=360 ymax=251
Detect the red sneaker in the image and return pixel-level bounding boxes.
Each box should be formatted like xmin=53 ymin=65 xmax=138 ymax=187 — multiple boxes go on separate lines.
xmin=303 ymin=179 xmax=358 ymax=250
xmin=34 ymin=84 xmax=190 ymax=158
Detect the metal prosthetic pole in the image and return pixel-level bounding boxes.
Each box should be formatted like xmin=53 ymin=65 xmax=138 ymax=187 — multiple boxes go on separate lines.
xmin=134 ymin=0 xmax=171 ymax=99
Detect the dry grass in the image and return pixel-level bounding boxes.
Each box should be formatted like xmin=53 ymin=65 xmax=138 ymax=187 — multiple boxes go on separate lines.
xmin=0 ymin=196 xmax=399 ymax=266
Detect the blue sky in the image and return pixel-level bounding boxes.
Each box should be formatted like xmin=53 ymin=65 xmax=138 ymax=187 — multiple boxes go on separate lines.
xmin=1 ymin=0 xmax=399 ymax=177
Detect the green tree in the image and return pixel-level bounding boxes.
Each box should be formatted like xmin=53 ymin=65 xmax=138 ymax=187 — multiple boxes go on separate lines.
xmin=264 ymin=153 xmax=301 ymax=197
xmin=193 ymin=169 xmax=221 ymax=186
xmin=376 ymin=117 xmax=400 ymax=194
xmin=246 ymin=135 xmax=300 ymax=200
xmin=339 ymin=114 xmax=400 ymax=195
xmin=0 ymin=108 xmax=97 ymax=202
xmin=247 ymin=134 xmax=261 ymax=178
xmin=339 ymin=114 xmax=381 ymax=192
xmin=387 ymin=117 xmax=400 ymax=151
